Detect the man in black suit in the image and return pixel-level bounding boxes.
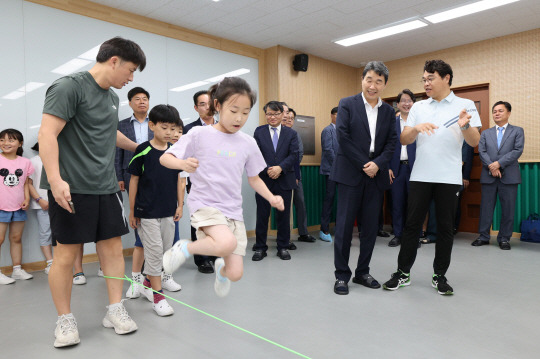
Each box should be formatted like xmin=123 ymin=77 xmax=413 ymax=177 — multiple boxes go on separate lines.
xmin=253 ymin=101 xmax=299 ymax=261
xmin=331 ymin=61 xmax=396 ymax=295
xmin=183 ymin=90 xmax=217 ymax=273
xmin=472 ymin=101 xmax=524 ymax=250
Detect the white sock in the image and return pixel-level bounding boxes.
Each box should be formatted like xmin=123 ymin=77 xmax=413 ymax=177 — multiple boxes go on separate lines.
xmin=47 ymin=260 xmax=53 ymax=264
xmin=108 ymin=302 xmax=122 ymax=311
xmin=132 ymin=271 xmax=141 ymax=278
xmin=13 ymin=265 xmax=21 ymax=270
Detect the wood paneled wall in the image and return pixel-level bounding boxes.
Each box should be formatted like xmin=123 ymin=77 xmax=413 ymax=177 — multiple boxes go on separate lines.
xmin=267 ymin=46 xmax=358 ymax=165
xmin=360 ymin=28 xmax=540 ymax=162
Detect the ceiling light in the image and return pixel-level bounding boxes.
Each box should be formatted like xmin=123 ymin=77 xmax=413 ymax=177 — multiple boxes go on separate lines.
xmin=334 ymin=20 xmax=428 ymax=47
xmin=78 ymin=45 xmax=101 ymax=60
xmin=424 ymin=0 xmax=520 ymax=24
xmin=204 ymin=68 xmax=250 ymax=82
xmin=170 ymin=81 xmax=209 ymax=92
xmin=52 ymin=58 xmax=92 ymax=75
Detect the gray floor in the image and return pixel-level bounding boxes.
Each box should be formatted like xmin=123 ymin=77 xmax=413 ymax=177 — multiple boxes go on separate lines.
xmin=2 ymin=231 xmax=540 ymax=359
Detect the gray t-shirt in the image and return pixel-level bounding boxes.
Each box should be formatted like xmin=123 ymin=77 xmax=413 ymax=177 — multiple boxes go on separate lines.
xmin=41 ymin=71 xmax=120 ymax=194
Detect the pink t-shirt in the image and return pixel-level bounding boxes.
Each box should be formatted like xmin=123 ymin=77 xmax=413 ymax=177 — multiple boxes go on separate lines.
xmin=166 ymin=125 xmax=266 ymax=221
xmin=0 ymin=155 xmax=34 ymax=211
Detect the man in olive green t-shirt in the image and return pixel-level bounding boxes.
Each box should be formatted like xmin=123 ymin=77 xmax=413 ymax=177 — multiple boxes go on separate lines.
xmin=38 ymin=37 xmax=145 ymax=348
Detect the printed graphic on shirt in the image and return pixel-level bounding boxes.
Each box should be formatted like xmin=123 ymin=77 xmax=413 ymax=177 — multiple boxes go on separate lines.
xmin=0 ymin=168 xmax=23 ymax=187
xmin=216 ymin=149 xmax=237 ymax=157
xmin=443 ymin=108 xmax=478 ymax=128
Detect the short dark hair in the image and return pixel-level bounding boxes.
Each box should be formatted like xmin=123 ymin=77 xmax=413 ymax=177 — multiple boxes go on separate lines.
xmin=149 ymin=105 xmax=183 ymax=128
xmin=424 ymin=60 xmax=453 ymax=86
xmin=492 ymin=101 xmax=511 ymax=112
xmin=279 ymin=101 xmax=289 ymax=108
xmin=289 ymin=108 xmax=296 ymax=118
xmin=208 ymin=77 xmax=257 ymax=115
xmin=362 ymin=61 xmax=389 ymax=84
xmin=397 ymin=89 xmax=415 ymax=103
xmin=0 ymin=128 xmax=24 ymax=156
xmin=31 ymin=142 xmax=39 ymax=152
xmin=193 ymin=90 xmax=208 ymax=106
xmin=263 ymin=101 xmax=283 ymax=113
xmin=96 ymin=37 xmax=146 ymax=71
xmin=127 ymin=87 xmax=150 ymax=101
xmin=331 ymin=107 xmax=338 ymax=115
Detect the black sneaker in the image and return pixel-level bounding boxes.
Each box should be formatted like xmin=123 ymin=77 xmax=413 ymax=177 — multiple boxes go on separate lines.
xmin=382 ymin=270 xmax=410 ymax=290
xmin=432 ymin=274 xmax=453 ymax=295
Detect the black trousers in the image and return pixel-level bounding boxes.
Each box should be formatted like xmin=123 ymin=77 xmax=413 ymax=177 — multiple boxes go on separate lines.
xmin=320 ymin=175 xmax=337 ymax=233
xmin=397 ymin=182 xmax=461 ymax=275
xmin=254 ymin=182 xmax=293 ymax=252
xmin=334 ymin=178 xmax=383 ymax=282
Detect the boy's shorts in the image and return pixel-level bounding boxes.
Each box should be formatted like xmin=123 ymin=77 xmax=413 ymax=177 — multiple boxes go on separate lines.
xmin=0 ymin=209 xmax=27 ymax=222
xmin=190 ymin=207 xmax=247 ymax=256
xmin=48 ymin=191 xmax=129 ymax=246
xmin=138 ymin=217 xmax=175 ymax=276
xmin=35 ymin=209 xmax=52 ymax=246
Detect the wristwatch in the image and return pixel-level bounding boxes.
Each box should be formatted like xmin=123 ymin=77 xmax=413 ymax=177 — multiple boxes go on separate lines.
xmin=460 ymin=123 xmax=470 ymax=130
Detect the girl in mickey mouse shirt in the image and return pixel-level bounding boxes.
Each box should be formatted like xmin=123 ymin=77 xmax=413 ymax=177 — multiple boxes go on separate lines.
xmin=0 ymin=128 xmax=34 ymax=284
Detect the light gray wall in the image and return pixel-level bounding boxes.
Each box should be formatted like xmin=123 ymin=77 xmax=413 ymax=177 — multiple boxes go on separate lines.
xmin=0 ymin=0 xmax=260 ymax=266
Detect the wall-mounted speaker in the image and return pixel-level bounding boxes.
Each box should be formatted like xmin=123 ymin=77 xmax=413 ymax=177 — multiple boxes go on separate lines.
xmin=293 ymin=54 xmax=309 ymax=72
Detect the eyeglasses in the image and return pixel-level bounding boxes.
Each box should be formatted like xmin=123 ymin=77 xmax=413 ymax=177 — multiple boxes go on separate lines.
xmin=265 ymin=112 xmax=282 ymax=118
xmin=421 ymin=76 xmax=437 ymax=84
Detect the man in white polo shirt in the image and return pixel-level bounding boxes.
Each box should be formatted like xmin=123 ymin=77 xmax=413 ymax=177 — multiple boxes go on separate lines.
xmin=383 ymin=60 xmax=481 ymax=295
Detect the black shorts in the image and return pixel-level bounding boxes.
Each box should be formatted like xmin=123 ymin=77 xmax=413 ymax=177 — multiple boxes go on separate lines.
xmin=48 ymin=191 xmax=129 ymax=246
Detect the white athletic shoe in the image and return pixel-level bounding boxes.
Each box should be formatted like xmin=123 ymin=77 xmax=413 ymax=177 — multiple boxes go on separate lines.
xmin=125 ymin=273 xmax=143 ymax=299
xmin=97 ymin=268 xmax=104 ymax=277
xmin=72 ymin=273 xmax=87 ymax=285
xmin=11 ymin=268 xmax=33 ymax=280
xmin=214 ymin=258 xmax=231 ymax=298
xmin=102 ymin=301 xmax=138 ymax=334
xmin=163 ymin=239 xmax=190 ymax=274
xmin=161 ymin=273 xmax=182 ymax=292
xmin=153 ymin=298 xmax=174 ymax=316
xmin=141 ymin=285 xmax=154 ymax=302
xmin=54 ymin=313 xmax=80 ymax=348
xmin=44 ymin=262 xmax=52 ymax=275
xmin=0 ymin=270 xmax=15 ymax=285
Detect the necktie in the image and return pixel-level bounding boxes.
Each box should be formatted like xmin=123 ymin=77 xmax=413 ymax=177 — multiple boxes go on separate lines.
xmin=497 ymin=127 xmax=504 ymax=149
xmin=272 ymin=127 xmax=278 ymax=151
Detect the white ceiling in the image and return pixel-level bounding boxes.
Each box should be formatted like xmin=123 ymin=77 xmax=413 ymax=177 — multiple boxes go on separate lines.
xmin=89 ymin=0 xmax=540 ymax=67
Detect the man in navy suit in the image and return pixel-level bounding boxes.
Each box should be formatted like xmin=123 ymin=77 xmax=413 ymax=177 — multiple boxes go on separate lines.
xmin=319 ymin=107 xmax=338 ymax=242
xmin=472 ymin=101 xmax=524 ymax=250
xmin=331 ymin=61 xmax=397 ymax=295
xmin=115 ymin=87 xmax=154 ymax=298
xmin=183 ymin=90 xmax=218 ymax=273
xmin=253 ymin=101 xmax=299 ymax=261
xmin=388 ymin=89 xmax=416 ymax=247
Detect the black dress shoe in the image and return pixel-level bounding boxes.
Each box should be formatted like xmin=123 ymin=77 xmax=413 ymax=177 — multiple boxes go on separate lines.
xmin=288 ymin=242 xmax=297 ymax=250
xmin=420 ymin=231 xmax=427 ymax=239
xmin=499 ymin=241 xmax=511 ymax=250
xmin=197 ymin=260 xmax=214 ymax=274
xmin=388 ymin=236 xmax=401 ymax=247
xmin=377 ymin=230 xmax=390 ymax=238
xmin=471 ymin=239 xmax=489 ymax=246
xmin=252 ymin=250 xmax=267 ymax=261
xmin=334 ymin=280 xmax=349 ymax=295
xmin=352 ymin=274 xmax=381 ymax=289
xmin=298 ymin=234 xmax=316 ymax=243
xmin=277 ymin=249 xmax=291 ymax=260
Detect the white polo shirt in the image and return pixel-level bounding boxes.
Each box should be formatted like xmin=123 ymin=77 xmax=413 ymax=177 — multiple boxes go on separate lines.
xmin=406 ymin=91 xmax=481 ymax=185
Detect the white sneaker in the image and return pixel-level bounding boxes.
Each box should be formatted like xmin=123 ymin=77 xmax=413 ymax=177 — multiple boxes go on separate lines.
xmin=153 ymin=298 xmax=174 ymax=316
xmin=44 ymin=262 xmax=52 ymax=275
xmin=54 ymin=313 xmax=80 ymax=348
xmin=214 ymin=258 xmax=231 ymax=298
xmin=141 ymin=285 xmax=154 ymax=302
xmin=102 ymin=301 xmax=138 ymax=334
xmin=73 ymin=273 xmax=87 ymax=285
xmin=97 ymin=268 xmax=104 ymax=277
xmin=11 ymin=268 xmax=33 ymax=280
xmin=163 ymin=239 xmax=190 ymax=274
xmin=161 ymin=272 xmax=182 ymax=292
xmin=0 ymin=270 xmax=15 ymax=285
xmin=125 ymin=274 xmax=143 ymax=299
